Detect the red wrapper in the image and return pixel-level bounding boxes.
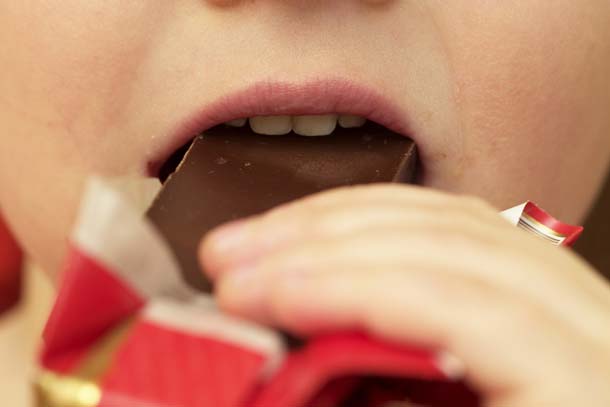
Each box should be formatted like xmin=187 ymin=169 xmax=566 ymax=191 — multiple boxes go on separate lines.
xmin=501 ymin=201 xmax=583 ymax=246
xmin=37 ymin=178 xmax=581 ymax=407
xmin=0 ymin=212 xmax=22 ymax=313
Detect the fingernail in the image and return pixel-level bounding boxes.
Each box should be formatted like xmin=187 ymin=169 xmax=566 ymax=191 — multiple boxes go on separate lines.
xmin=207 ymin=219 xmax=250 ymax=254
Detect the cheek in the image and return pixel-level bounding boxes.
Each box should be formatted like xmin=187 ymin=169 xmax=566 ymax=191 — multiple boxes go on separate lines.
xmin=0 ymin=2 xmax=171 ymax=170
xmin=0 ymin=2 xmax=170 ymax=274
xmin=430 ymin=2 xmax=610 ymax=222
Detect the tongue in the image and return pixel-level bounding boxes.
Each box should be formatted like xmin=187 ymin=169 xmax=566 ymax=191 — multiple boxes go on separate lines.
xmin=147 ymin=123 xmax=417 ymax=291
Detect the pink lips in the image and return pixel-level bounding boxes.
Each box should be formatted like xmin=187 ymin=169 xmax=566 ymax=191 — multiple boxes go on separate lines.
xmin=148 ymin=78 xmax=412 ymax=177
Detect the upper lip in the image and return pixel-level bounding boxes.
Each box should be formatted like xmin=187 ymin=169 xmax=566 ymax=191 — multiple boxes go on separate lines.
xmin=147 ymin=78 xmax=413 ymax=177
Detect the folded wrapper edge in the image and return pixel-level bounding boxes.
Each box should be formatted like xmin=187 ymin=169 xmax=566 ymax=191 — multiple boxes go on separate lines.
xmin=41 ymin=177 xmax=286 ymax=378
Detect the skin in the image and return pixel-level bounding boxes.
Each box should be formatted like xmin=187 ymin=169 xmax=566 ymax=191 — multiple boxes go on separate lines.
xmin=202 ymin=186 xmax=610 ymax=405
xmin=0 ymin=1 xmax=609 ymax=404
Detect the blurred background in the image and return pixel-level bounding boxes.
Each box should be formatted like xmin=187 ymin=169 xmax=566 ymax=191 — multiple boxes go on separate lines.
xmin=575 ymin=176 xmax=610 ymax=276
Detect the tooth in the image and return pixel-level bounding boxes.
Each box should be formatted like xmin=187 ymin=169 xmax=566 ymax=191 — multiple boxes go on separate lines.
xmin=226 ymin=118 xmax=247 ymax=127
xmin=250 ymin=116 xmax=292 ymax=135
xmin=338 ymin=115 xmax=367 ymax=129
xmin=293 ymin=115 xmax=338 ymax=136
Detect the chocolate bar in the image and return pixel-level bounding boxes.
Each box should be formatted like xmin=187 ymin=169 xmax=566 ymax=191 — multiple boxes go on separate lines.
xmin=147 ymin=123 xmax=417 ymax=291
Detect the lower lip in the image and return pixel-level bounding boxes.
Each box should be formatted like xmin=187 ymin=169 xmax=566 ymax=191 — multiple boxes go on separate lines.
xmin=148 ymin=78 xmax=413 ymax=176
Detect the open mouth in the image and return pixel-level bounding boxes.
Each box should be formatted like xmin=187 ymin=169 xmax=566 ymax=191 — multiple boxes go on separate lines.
xmin=158 ymin=114 xmax=392 ymax=182
xmin=148 ymin=113 xmax=417 ymax=291
xmin=150 ymin=80 xmax=416 ymax=182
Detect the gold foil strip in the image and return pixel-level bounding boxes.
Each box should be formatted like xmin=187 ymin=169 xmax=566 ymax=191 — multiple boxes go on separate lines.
xmin=34 ymin=319 xmax=134 ymax=407
xmin=519 ymin=213 xmax=566 ymax=245
xmin=73 ymin=319 xmax=134 ymax=381
xmin=35 ymin=371 xmax=101 ymax=407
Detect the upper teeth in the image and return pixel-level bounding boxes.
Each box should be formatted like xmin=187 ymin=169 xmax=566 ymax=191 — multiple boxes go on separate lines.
xmin=225 ymin=114 xmax=367 ymax=136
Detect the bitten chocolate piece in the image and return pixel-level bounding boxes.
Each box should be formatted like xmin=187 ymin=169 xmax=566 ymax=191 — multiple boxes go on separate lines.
xmin=147 ymin=123 xmax=417 ymax=291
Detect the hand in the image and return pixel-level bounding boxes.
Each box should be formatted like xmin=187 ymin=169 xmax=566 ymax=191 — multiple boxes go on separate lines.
xmin=200 ymin=184 xmax=610 ymax=406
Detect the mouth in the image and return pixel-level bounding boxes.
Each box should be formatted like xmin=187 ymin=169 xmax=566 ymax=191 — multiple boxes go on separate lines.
xmin=149 ymin=79 xmax=415 ymax=182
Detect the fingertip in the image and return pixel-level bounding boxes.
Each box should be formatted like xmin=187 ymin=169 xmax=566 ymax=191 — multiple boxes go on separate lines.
xmin=198 ymin=235 xmax=218 ymax=279
xmin=199 ymin=219 xmax=251 ymax=277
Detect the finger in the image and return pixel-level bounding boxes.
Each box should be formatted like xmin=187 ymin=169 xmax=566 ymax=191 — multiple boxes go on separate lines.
xmin=201 ymin=205 xmax=496 ymax=274
xmin=213 ymin=224 xmax=509 ymax=324
xmin=200 ymin=188 xmax=504 ymax=275
xmin=199 ymin=182 xmax=610 ymax=341
xmin=265 ymin=184 xmax=456 ymax=212
xmin=216 ymin=264 xmax=588 ymax=399
xmin=262 ymin=184 xmax=501 ymax=226
xmin=213 ymin=223 xmax=610 ymax=344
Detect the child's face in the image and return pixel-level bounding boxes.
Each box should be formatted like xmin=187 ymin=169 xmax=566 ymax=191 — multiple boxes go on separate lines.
xmin=1 ymin=2 xmax=609 ymax=274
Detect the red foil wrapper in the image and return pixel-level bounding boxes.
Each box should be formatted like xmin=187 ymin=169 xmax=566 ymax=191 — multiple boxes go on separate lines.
xmin=501 ymin=201 xmax=583 ymax=246
xmin=0 ymin=212 xmax=22 ymax=313
xmin=36 ymin=178 xmax=581 ymax=407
